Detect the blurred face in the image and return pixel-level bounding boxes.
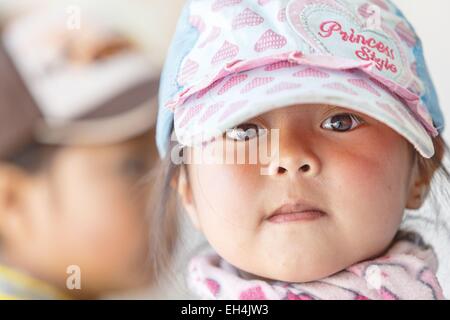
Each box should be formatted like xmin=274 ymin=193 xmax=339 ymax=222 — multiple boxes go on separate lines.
xmin=5 ymin=131 xmax=156 ymax=297
xmin=184 ymin=104 xmax=419 ymax=283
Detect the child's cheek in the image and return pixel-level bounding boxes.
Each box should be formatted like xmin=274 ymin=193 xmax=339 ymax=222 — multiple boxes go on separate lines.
xmin=326 ymin=136 xmax=411 ymax=256
xmin=189 ymin=162 xmax=268 ymax=268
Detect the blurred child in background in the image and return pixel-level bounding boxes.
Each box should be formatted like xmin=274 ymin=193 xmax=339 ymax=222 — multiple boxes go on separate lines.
xmin=0 ymin=7 xmax=169 ymax=299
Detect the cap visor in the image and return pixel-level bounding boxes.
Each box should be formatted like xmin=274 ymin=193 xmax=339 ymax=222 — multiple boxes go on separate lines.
xmin=174 ymin=64 xmax=434 ymax=158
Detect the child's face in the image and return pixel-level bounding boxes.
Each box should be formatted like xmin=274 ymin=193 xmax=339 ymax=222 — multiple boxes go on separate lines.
xmin=1 ymin=131 xmax=156 ymax=297
xmin=183 ymin=104 xmax=421 ymax=283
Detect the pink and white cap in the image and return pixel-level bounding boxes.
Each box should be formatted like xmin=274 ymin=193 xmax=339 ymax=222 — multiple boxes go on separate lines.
xmin=161 ymin=0 xmax=443 ymax=159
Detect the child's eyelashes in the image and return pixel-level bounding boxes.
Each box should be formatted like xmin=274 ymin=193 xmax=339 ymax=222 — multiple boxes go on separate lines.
xmin=225 ymin=123 xmax=267 ymax=141
xmin=321 ymin=113 xmax=365 ymax=132
xmin=225 ymin=113 xmax=365 ymax=141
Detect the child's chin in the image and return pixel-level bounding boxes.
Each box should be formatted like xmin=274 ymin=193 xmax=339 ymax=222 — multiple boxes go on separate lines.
xmin=251 ymin=262 xmax=348 ymax=283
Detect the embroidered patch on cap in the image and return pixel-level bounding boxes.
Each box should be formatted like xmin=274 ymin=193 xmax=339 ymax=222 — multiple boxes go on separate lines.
xmin=286 ymin=0 xmax=415 ymax=89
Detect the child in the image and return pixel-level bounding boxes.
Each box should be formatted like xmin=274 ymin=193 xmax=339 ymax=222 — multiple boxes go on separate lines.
xmin=0 ymin=8 xmax=165 ymax=299
xmin=153 ymin=0 xmax=449 ymax=299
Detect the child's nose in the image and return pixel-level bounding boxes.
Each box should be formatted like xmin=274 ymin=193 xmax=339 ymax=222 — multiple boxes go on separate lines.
xmin=266 ymin=131 xmax=321 ymax=178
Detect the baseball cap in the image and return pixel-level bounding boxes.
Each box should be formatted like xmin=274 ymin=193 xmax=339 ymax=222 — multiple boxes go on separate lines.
xmin=157 ymin=0 xmax=445 ymax=159
xmin=0 ymin=7 xmax=160 ymax=159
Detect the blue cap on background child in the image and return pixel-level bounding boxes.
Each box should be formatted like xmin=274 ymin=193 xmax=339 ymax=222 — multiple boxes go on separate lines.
xmin=157 ymin=0 xmax=445 ymax=159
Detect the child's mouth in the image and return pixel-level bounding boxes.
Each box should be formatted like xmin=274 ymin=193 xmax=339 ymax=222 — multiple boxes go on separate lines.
xmin=267 ymin=201 xmax=327 ymax=224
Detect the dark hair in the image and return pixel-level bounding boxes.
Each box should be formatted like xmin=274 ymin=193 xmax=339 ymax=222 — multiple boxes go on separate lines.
xmin=410 ymin=136 xmax=450 ymax=235
xmin=150 ymin=135 xmax=450 ymax=279
xmin=147 ymin=141 xmax=181 ymax=285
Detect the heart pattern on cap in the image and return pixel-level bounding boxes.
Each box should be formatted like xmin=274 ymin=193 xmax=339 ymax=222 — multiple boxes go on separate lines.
xmin=266 ymin=82 xmax=302 ymax=94
xmin=219 ymin=100 xmax=249 ymax=121
xmin=178 ymin=59 xmax=199 ymax=85
xmin=212 ymin=0 xmax=242 ymax=12
xmin=254 ymin=29 xmax=287 ymax=52
xmin=218 ymin=74 xmax=248 ymax=95
xmin=258 ymin=0 xmax=272 ymax=6
xmin=348 ymin=78 xmax=381 ymax=96
xmin=265 ymin=60 xmax=297 ymax=71
xmin=179 ymin=103 xmax=204 ymax=128
xmin=232 ymin=8 xmax=264 ymax=29
xmin=199 ymin=27 xmax=222 ymax=49
xmin=240 ymin=76 xmax=274 ymax=93
xmin=293 ymin=67 xmax=330 ymax=78
xmin=323 ymin=82 xmax=358 ymax=96
xmin=199 ymin=102 xmax=225 ymax=124
xmin=278 ymin=7 xmax=287 ymax=22
xmin=189 ymin=15 xmax=206 ymax=33
xmin=212 ymin=41 xmax=240 ymax=64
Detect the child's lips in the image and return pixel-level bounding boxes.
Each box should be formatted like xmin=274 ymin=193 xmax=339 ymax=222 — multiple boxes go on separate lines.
xmin=267 ymin=201 xmax=327 ymax=223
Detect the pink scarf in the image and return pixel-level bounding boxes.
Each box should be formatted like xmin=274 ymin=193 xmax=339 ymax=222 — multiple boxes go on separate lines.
xmin=187 ymin=234 xmax=445 ymax=300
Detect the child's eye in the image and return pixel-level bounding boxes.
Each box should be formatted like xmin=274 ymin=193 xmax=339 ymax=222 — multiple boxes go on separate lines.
xmin=225 ymin=123 xmax=266 ymax=141
xmin=321 ymin=113 xmax=365 ymax=132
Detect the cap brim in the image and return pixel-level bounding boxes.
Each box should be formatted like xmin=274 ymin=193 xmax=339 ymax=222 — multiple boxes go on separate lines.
xmin=1 ymin=38 xmax=159 ymax=155
xmin=34 ymin=77 xmax=159 ymax=146
xmin=174 ymin=64 xmax=434 ymax=158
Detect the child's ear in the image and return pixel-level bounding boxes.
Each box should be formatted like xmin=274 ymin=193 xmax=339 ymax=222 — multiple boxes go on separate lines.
xmin=406 ymin=179 xmax=429 ymax=210
xmin=0 ymin=163 xmax=30 ymax=237
xmin=176 ymin=165 xmax=202 ymax=231
xmin=405 ymin=155 xmax=434 ymax=210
